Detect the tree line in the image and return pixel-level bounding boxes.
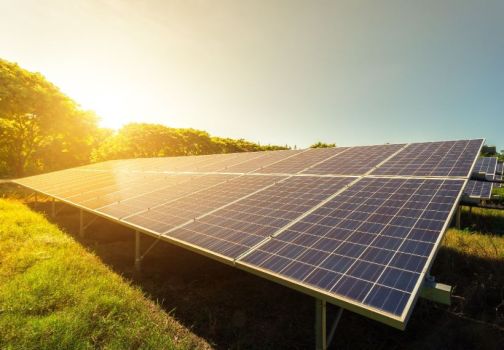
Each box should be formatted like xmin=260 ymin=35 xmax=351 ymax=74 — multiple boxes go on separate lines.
xmin=0 ymin=59 xmax=289 ymax=178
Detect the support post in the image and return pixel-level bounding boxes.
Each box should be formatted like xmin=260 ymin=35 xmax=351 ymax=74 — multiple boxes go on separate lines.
xmin=455 ymin=205 xmax=461 ymax=229
xmin=51 ymin=197 xmax=56 ymax=218
xmin=315 ymin=299 xmax=327 ymax=350
xmin=79 ymin=209 xmax=84 ymax=237
xmin=327 ymin=307 xmax=344 ymax=347
xmin=134 ymin=230 xmax=141 ymax=272
xmin=420 ymin=275 xmax=452 ymax=305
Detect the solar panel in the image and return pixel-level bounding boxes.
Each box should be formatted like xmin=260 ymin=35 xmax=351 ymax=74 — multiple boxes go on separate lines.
xmin=371 ymin=139 xmax=484 ymax=177
xmin=463 ymin=180 xmax=493 ymax=199
xmin=301 ymin=144 xmax=405 ymax=175
xmin=12 ymin=138 xmax=482 ymax=330
xmin=96 ymin=174 xmax=228 ymax=217
xmin=495 ymin=174 xmax=502 ymax=188
xmin=472 ymin=157 xmax=498 ymax=180
xmin=253 ymin=147 xmax=348 ymax=174
xmin=223 ymin=149 xmax=304 ymax=173
xmin=167 ymin=176 xmax=354 ymax=259
xmin=497 ymin=162 xmax=503 ymax=175
xmin=238 ymin=177 xmax=464 ymax=323
xmin=124 ymin=175 xmax=283 ymax=234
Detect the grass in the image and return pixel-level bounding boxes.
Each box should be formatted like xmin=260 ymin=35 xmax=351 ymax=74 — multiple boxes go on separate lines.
xmin=0 ymin=199 xmax=210 ymax=350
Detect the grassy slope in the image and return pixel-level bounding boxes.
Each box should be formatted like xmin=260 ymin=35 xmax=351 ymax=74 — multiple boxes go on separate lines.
xmin=0 ymin=199 xmax=210 ymax=350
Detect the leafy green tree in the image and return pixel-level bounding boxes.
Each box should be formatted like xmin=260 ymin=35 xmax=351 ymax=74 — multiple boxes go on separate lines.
xmin=92 ymin=123 xmax=288 ymax=161
xmin=0 ymin=59 xmax=101 ymax=177
xmin=310 ymin=141 xmax=336 ymax=148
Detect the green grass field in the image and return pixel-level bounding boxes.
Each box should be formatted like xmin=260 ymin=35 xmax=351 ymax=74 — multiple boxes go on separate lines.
xmin=1 ymin=192 xmax=503 ymax=349
xmin=0 ymin=199 xmax=210 ymax=350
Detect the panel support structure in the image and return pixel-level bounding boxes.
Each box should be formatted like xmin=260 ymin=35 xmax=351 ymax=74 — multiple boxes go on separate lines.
xmin=420 ymin=276 xmax=452 ymax=306
xmin=79 ymin=209 xmax=97 ymax=238
xmin=327 ymin=307 xmax=344 ymax=347
xmin=135 ymin=230 xmax=141 ymax=272
xmin=51 ymin=197 xmax=56 ymax=218
xmin=315 ymin=299 xmax=327 ymax=350
xmin=79 ymin=209 xmax=84 ymax=237
xmin=455 ymin=205 xmax=461 ymax=229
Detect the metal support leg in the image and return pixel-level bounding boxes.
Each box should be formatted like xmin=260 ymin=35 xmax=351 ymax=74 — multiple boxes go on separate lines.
xmin=79 ymin=209 xmax=84 ymax=237
xmin=455 ymin=205 xmax=461 ymax=229
xmin=327 ymin=307 xmax=344 ymax=347
xmin=315 ymin=299 xmax=327 ymax=350
xmin=134 ymin=230 xmax=141 ymax=272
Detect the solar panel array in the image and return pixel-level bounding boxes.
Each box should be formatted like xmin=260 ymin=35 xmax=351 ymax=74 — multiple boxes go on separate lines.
xmin=13 ymin=138 xmax=483 ymax=329
xmin=463 ymin=180 xmax=493 ymax=199
xmin=464 ymin=157 xmax=501 ymax=198
xmin=472 ymin=157 xmax=498 ymax=180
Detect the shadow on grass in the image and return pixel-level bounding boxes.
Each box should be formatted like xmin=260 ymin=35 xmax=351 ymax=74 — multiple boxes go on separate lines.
xmin=27 ymin=200 xmax=504 ymax=350
xmin=461 ymin=207 xmax=504 ymax=235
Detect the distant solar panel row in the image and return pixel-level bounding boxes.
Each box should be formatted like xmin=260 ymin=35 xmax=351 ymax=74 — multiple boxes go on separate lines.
xmin=463 ymin=180 xmax=493 ymax=199
xmin=472 ymin=157 xmax=498 ymax=180
xmin=13 ymin=138 xmax=483 ymax=329
xmin=372 ymin=140 xmax=482 ymax=177
xmin=495 ymin=174 xmax=502 ymax=188
xmin=497 ymin=162 xmax=503 ymax=175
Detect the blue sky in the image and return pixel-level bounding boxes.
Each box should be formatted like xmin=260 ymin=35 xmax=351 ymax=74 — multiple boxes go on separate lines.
xmin=0 ymin=0 xmax=502 ymax=150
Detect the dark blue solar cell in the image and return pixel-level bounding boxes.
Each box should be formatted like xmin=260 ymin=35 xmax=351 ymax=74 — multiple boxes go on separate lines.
xmin=361 ymin=247 xmax=395 ymax=265
xmin=296 ymin=249 xmax=330 ymax=265
xmin=381 ymin=225 xmax=410 ymax=239
xmin=378 ymin=267 xmax=419 ymax=293
xmin=371 ymin=236 xmax=402 ymax=250
xmin=415 ymin=219 xmax=444 ymax=231
xmin=334 ymin=242 xmax=366 ymax=258
xmin=304 ymin=269 xmax=343 ymax=290
xmin=399 ymin=240 xmax=433 ymax=256
xmin=319 ymin=255 xmax=355 ymax=273
xmin=347 ymin=232 xmax=376 ymax=245
xmin=261 ymin=254 xmax=291 ymax=271
xmin=282 ymin=261 xmax=315 ymax=280
xmin=347 ymin=261 xmax=384 ymax=282
xmin=310 ymin=237 xmax=344 ymax=252
xmin=389 ymin=253 xmax=427 ymax=273
xmin=331 ymin=275 xmax=373 ymax=301
xmin=408 ymin=228 xmax=438 ymax=243
xmin=364 ymin=285 xmax=410 ymax=316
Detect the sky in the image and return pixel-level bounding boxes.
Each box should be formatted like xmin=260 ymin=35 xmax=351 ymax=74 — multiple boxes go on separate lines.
xmin=0 ymin=0 xmax=503 ymax=149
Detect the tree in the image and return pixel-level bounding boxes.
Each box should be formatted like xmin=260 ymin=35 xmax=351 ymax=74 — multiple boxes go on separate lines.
xmin=0 ymin=59 xmax=101 ymax=177
xmin=310 ymin=141 xmax=336 ymax=148
xmin=92 ymin=123 xmax=289 ymax=162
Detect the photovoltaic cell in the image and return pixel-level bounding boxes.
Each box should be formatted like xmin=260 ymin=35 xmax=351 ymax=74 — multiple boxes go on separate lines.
xmin=463 ymin=180 xmax=493 ymax=199
xmin=167 ymin=176 xmax=354 ymax=258
xmin=371 ymin=139 xmax=484 ymax=177
xmin=302 ymin=144 xmax=404 ymax=175
xmin=96 ymin=174 xmax=225 ymax=218
xmin=223 ymin=150 xmax=304 ymax=173
xmin=124 ymin=175 xmax=283 ymax=234
xmin=253 ymin=147 xmax=348 ymax=174
xmin=239 ymin=177 xmax=464 ymax=318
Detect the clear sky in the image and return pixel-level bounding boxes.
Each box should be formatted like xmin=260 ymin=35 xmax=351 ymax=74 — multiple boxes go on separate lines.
xmin=1 ymin=0 xmax=502 ymax=149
